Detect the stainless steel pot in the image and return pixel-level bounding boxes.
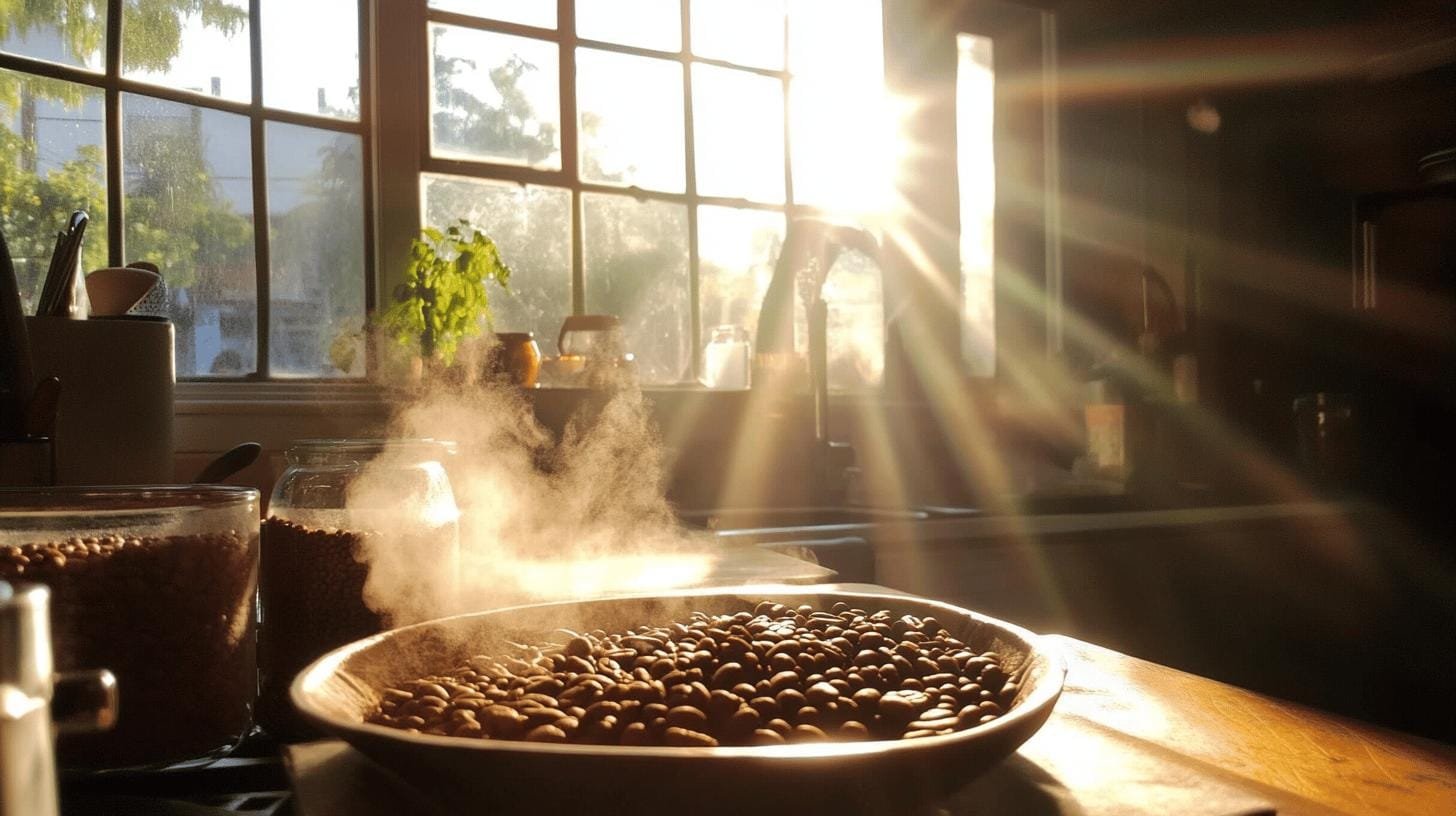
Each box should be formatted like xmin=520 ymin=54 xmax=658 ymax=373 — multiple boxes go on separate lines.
xmin=292 ymin=587 xmax=1065 ymax=815
xmin=0 ymin=582 xmax=116 ymax=816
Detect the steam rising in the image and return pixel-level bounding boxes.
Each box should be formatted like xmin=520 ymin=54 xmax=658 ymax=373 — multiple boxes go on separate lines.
xmin=344 ymin=370 xmax=716 ymax=625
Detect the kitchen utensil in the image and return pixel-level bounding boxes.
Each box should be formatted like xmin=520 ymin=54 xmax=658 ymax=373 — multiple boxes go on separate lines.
xmin=36 ymin=211 xmax=90 ymax=319
xmin=0 ymin=226 xmax=35 ymax=441
xmin=24 ymin=376 xmax=61 ymax=440
xmin=0 ymin=486 xmax=260 ymax=769
xmin=193 ymin=441 xmax=262 ymax=484
xmin=1 ymin=581 xmax=118 ymax=816
xmin=124 ymin=261 xmax=169 ymax=318
xmin=558 ymin=313 xmax=625 ymax=359
xmin=292 ymin=588 xmax=1065 ymax=815
xmin=24 ymin=316 xmax=174 ymax=485
xmin=85 ymin=266 xmax=161 ymax=317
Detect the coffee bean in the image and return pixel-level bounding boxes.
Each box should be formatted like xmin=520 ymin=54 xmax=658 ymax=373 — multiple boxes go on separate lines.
xmin=775 ymin=688 xmax=807 ymax=714
xmin=663 ymin=727 xmax=718 ymax=747
xmin=707 ymin=689 xmax=742 ymax=720
xmin=711 ymin=662 xmax=746 ymax=689
xmin=367 ymin=604 xmax=1017 ymax=746
xmin=752 ymin=728 xmax=785 ymax=745
xmin=789 ymin=724 xmax=828 ymax=742
xmin=620 ymin=722 xmax=650 ymax=745
xmin=564 ymin=636 xmax=593 ymax=658
xmin=666 ymin=705 xmax=710 ymax=731
xmin=839 ymin=720 xmax=870 ymax=740
xmin=805 ymin=682 xmax=840 ymax=707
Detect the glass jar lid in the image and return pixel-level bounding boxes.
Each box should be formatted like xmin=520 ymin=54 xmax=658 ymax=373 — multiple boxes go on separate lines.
xmin=284 ymin=438 xmax=456 ymax=467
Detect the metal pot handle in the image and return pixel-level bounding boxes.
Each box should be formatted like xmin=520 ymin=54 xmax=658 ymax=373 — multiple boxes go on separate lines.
xmin=51 ymin=669 xmax=117 ymax=734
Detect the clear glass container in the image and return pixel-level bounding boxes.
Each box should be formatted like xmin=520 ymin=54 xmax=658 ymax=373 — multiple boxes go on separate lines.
xmin=0 ymin=486 xmax=259 ymax=769
xmin=259 ymin=439 xmax=458 ymax=739
xmin=702 ymin=324 xmax=751 ymax=389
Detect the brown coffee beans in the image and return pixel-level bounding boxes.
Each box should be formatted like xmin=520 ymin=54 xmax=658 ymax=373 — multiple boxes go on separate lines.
xmin=367 ymin=601 xmax=1020 ymax=746
xmin=1 ymin=531 xmax=256 ymax=767
xmin=257 ymin=517 xmax=385 ymax=738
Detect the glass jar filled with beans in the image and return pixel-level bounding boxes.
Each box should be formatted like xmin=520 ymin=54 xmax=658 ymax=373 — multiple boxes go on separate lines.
xmin=260 ymin=439 xmax=459 ymax=739
xmin=0 ymin=486 xmax=260 ymax=769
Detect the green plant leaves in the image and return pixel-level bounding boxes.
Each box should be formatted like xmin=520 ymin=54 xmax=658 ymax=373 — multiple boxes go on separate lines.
xmin=379 ymin=218 xmax=513 ymax=365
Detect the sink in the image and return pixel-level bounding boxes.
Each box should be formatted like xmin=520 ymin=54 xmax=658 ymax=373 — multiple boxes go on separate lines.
xmin=679 ymin=505 xmax=945 ymax=532
xmin=678 ymin=506 xmax=979 ymax=584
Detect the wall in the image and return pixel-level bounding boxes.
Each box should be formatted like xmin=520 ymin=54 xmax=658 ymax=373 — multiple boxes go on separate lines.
xmin=873 ymin=503 xmax=1456 ymax=743
xmin=1053 ymin=0 xmax=1456 ymax=536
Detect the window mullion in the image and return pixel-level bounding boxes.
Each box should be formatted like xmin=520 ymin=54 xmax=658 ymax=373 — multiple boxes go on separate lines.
xmin=105 ymin=0 xmax=123 ymax=267
xmin=248 ymin=0 xmax=271 ymax=379
xmin=681 ymin=0 xmax=701 ymax=381
xmin=781 ymin=9 xmax=794 ymax=212
xmin=561 ymin=0 xmax=584 ymax=316
xmin=357 ymin=0 xmax=377 ymax=322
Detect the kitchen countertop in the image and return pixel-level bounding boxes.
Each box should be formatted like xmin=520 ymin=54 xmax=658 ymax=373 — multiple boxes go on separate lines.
xmin=60 ymin=582 xmax=1455 ymax=815
xmin=1030 ymin=635 xmax=1456 ymax=815
xmin=280 ymin=595 xmax=1455 ymax=816
xmin=711 ymin=500 xmax=1356 ymax=544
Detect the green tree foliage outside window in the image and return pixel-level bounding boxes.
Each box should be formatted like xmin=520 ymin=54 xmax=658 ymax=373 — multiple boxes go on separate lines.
xmin=1 ymin=1 xmax=251 ymax=297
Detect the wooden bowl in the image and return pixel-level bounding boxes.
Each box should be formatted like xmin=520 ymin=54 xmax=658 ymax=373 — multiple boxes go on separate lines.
xmin=292 ymin=587 xmax=1065 ymax=815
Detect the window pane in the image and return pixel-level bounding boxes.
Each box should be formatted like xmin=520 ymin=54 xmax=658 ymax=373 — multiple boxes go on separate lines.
xmin=577 ymin=49 xmax=684 ymax=192
xmin=421 ymin=174 xmax=572 ymax=356
xmin=958 ymin=34 xmax=995 ymax=377
xmin=430 ymin=25 xmax=561 ymax=169
xmin=822 ymin=249 xmax=883 ymax=389
xmin=0 ymin=71 xmax=107 ymax=310
xmin=697 ymin=205 xmax=784 ymax=361
xmin=262 ymin=0 xmax=360 ymax=119
xmin=576 ymin=0 xmax=679 ymax=52
xmin=430 ymin=0 xmax=556 ymax=29
xmin=123 ymin=95 xmax=256 ymax=378
xmin=0 ymin=3 xmax=105 ymax=70
xmin=582 ymin=193 xmax=689 ymax=384
xmin=122 ymin=0 xmax=251 ymax=103
xmin=690 ymin=0 xmax=784 ymax=69
xmin=692 ymin=65 xmax=784 ymax=203
xmin=788 ymin=0 xmax=891 ymax=215
xmin=266 ymin=123 xmax=365 ymax=378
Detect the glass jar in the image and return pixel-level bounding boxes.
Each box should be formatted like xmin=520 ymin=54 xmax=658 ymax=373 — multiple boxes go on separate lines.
xmin=259 ymin=439 xmax=458 ymax=739
xmin=0 ymin=486 xmax=259 ymax=769
xmin=702 ymin=324 xmax=751 ymax=389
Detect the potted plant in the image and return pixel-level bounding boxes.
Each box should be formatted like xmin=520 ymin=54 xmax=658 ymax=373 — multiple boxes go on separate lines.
xmin=379 ymin=220 xmax=512 ymax=377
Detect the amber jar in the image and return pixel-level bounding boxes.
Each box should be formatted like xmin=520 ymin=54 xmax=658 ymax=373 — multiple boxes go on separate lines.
xmin=486 ymin=332 xmax=542 ymax=387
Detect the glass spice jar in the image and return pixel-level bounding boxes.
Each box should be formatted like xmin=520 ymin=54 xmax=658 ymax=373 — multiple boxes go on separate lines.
xmin=258 ymin=439 xmax=458 ymax=739
xmin=0 ymin=486 xmax=259 ymax=769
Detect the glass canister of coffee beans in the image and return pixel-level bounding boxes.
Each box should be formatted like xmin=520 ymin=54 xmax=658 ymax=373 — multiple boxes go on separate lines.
xmin=0 ymin=486 xmax=260 ymax=769
xmin=259 ymin=438 xmax=459 ymax=739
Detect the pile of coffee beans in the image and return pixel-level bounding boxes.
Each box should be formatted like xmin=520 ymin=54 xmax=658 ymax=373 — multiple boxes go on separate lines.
xmin=1 ymin=531 xmax=256 ymax=767
xmin=368 ymin=602 xmax=1020 ymax=747
xmin=258 ymin=517 xmax=385 ymax=738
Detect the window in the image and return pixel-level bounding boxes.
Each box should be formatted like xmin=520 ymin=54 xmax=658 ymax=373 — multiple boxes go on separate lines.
xmin=418 ymin=0 xmax=896 ymax=386
xmin=958 ymin=33 xmax=995 ymax=377
xmin=0 ymin=0 xmax=370 ymax=379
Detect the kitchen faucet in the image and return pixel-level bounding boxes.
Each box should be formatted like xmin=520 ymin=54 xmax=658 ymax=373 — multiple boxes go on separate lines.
xmin=753 ymin=217 xmax=880 ymax=505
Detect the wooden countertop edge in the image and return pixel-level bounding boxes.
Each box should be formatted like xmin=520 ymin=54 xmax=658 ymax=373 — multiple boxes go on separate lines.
xmin=1046 ymin=635 xmax=1456 ymax=816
